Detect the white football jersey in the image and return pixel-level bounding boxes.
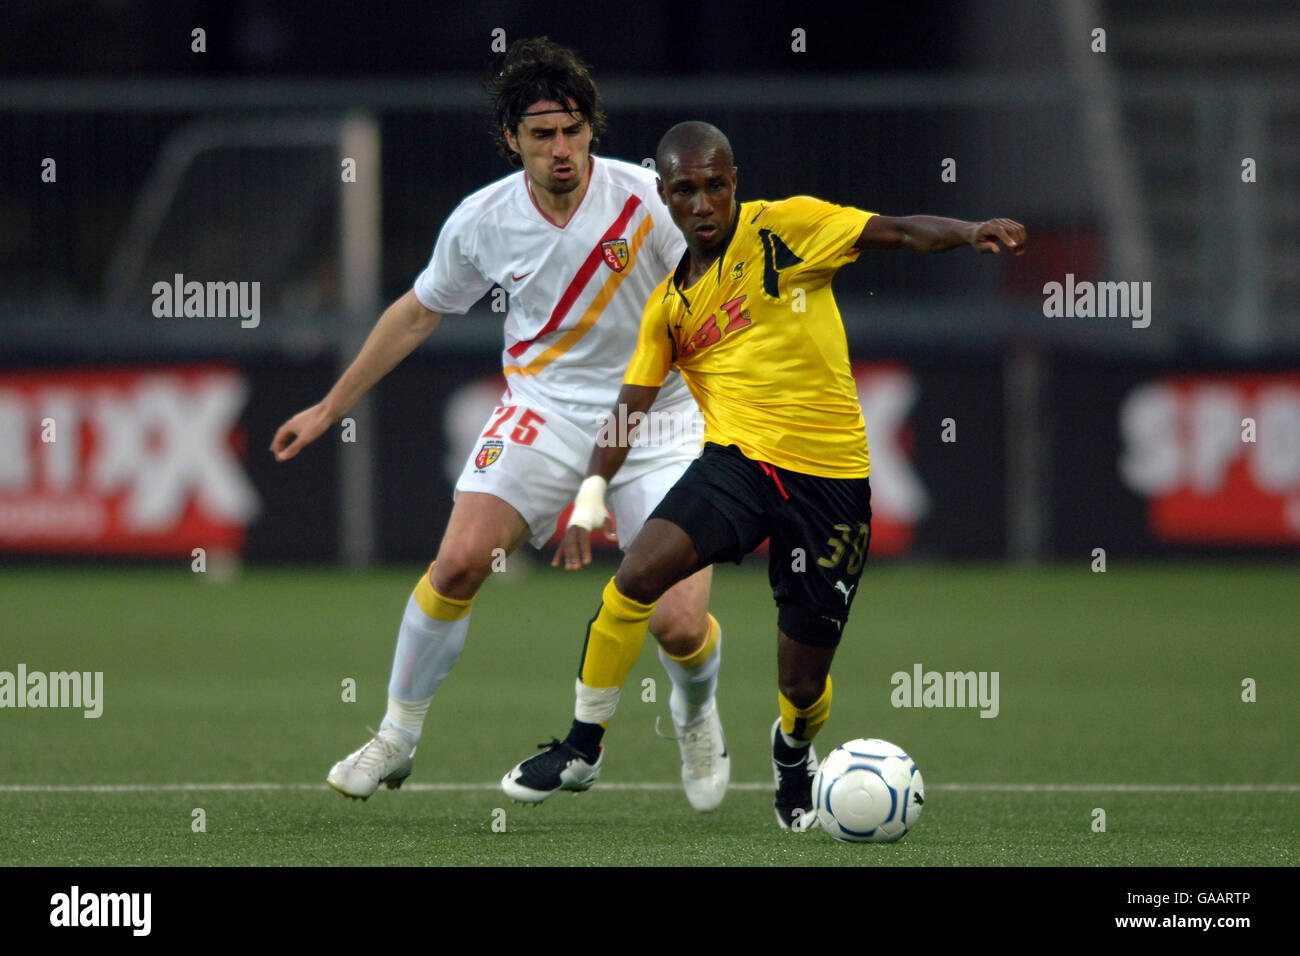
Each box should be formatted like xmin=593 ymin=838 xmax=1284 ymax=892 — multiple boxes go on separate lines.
xmin=414 ymin=156 xmax=691 ymax=425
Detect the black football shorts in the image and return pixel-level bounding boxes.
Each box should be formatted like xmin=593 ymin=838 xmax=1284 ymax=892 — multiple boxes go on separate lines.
xmin=648 ymin=442 xmax=872 ymax=647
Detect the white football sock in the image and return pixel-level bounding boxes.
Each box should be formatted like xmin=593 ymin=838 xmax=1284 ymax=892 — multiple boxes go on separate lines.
xmin=657 ymin=625 xmax=722 ymax=726
xmin=380 ymin=695 xmax=429 ymax=749
xmin=380 ymin=593 xmax=471 ymax=744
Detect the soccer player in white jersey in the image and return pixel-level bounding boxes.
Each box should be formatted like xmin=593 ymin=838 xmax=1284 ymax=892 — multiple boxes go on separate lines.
xmin=270 ymin=38 xmax=728 ymax=811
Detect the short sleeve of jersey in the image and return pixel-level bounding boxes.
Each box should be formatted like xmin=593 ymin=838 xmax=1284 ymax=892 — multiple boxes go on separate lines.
xmin=412 ymin=206 xmax=495 ymax=315
xmin=623 ymin=280 xmax=675 ymax=388
xmin=759 ymin=196 xmax=875 ymax=273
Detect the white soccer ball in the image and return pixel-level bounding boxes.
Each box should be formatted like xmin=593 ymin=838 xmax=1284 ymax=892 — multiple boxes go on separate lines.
xmin=811 ymin=738 xmax=924 ymax=842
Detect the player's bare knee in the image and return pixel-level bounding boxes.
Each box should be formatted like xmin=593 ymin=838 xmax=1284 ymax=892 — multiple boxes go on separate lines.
xmin=649 ymin=607 xmax=707 ymax=657
xmin=779 ymin=676 xmax=826 ymax=711
xmin=430 ymin=548 xmax=492 ymax=599
xmin=613 ymin=559 xmax=668 ymax=606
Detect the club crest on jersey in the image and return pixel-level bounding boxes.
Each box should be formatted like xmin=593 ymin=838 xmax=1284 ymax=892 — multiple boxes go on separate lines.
xmin=730 ymin=260 xmax=746 ymax=281
xmin=475 ymin=439 xmax=504 ymax=470
xmin=601 ymin=238 xmax=629 ymax=273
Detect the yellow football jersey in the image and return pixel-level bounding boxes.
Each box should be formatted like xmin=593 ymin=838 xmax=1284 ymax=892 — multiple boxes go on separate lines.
xmin=625 ymin=196 xmax=874 ymax=478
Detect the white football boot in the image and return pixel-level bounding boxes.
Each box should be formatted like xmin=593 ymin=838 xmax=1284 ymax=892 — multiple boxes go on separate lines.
xmin=326 ymin=728 xmax=415 ymax=800
xmin=661 ymin=699 xmax=730 ymax=811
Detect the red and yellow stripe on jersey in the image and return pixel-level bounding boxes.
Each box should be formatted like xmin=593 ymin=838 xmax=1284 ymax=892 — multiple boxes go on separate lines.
xmin=624 ymin=196 xmax=874 ymax=479
xmin=503 ymin=212 xmax=655 ymax=378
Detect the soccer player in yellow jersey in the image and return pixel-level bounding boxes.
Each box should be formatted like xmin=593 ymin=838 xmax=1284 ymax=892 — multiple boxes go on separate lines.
xmin=502 ymin=121 xmax=1026 ymax=827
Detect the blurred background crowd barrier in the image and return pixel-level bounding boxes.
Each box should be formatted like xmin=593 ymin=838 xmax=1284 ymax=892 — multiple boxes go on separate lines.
xmin=2 ymin=0 xmax=1297 ymax=563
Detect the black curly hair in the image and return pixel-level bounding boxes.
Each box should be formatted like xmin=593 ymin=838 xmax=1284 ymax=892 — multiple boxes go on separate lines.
xmin=488 ymin=37 xmax=607 ymax=167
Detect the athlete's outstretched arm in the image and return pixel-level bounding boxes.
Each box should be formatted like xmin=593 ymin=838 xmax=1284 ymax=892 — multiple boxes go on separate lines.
xmin=854 ymin=215 xmax=1026 ymax=255
xmin=270 ymin=289 xmax=442 ymax=461
xmin=553 ymin=383 xmax=661 ymax=569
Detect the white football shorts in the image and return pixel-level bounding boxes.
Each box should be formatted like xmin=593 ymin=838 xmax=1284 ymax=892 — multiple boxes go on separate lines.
xmin=453 ymin=397 xmax=705 ymax=550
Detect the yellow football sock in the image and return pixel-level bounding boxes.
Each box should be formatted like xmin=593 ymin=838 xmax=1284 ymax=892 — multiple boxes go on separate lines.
xmin=413 ymin=561 xmax=474 ymax=621
xmin=662 ymin=613 xmax=719 ymax=668
xmin=578 ymin=576 xmax=655 ymax=690
xmin=779 ymin=676 xmax=833 ymax=741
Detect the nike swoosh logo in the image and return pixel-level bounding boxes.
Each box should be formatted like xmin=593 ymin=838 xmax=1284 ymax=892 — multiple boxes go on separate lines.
xmin=511 ymin=271 xmax=533 ymax=282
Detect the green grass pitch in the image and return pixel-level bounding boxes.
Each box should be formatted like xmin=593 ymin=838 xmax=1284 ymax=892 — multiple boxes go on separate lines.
xmin=1 ymin=560 xmax=1296 ymax=866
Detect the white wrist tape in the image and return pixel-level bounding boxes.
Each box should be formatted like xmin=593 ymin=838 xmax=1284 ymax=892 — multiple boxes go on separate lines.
xmin=569 ymin=475 xmax=609 ymax=530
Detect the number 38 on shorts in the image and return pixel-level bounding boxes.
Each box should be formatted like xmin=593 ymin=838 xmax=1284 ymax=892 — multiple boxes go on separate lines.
xmin=816 ymin=522 xmax=870 ymax=576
